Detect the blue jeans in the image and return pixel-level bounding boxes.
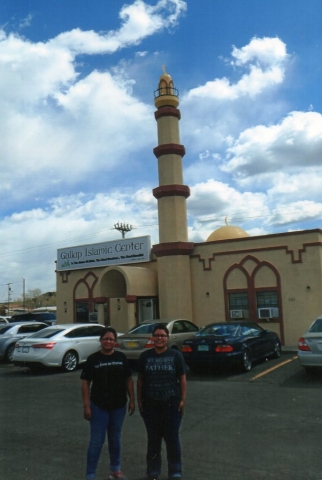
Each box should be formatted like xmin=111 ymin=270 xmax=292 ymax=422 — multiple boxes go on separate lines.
xmin=86 ymin=402 xmax=127 ymax=480
xmin=142 ymin=399 xmax=182 ymax=478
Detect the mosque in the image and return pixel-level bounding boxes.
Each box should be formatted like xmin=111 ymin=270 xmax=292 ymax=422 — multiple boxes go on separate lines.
xmin=56 ymin=70 xmax=322 ymax=347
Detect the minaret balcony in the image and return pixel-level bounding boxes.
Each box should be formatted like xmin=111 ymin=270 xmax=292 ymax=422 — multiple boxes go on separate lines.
xmin=154 ymin=87 xmax=179 ymax=109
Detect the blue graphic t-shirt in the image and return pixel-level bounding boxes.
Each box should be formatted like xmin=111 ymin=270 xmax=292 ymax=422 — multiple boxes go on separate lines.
xmin=137 ymin=348 xmax=186 ymax=401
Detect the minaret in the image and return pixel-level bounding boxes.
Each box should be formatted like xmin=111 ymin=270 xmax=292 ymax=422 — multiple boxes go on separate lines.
xmin=152 ymin=68 xmax=194 ymax=320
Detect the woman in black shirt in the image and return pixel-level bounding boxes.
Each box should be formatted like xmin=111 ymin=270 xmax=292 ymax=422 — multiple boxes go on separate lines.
xmin=81 ymin=327 xmax=135 ymax=480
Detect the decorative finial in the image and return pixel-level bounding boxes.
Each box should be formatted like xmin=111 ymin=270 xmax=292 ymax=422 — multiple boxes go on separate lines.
xmin=162 ymin=65 xmax=167 ymax=74
xmin=225 ymin=217 xmax=229 ymax=226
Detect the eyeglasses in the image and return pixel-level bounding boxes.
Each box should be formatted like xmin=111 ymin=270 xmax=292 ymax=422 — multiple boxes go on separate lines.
xmin=153 ymin=334 xmax=168 ymax=338
xmin=101 ymin=338 xmax=115 ymax=342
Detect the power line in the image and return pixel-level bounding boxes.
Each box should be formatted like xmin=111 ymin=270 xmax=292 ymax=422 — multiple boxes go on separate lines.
xmin=0 ymin=204 xmax=320 ymax=261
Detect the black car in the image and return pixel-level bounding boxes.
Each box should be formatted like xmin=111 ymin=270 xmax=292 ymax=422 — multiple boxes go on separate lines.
xmin=9 ymin=312 xmax=56 ymax=326
xmin=181 ymin=321 xmax=281 ymax=372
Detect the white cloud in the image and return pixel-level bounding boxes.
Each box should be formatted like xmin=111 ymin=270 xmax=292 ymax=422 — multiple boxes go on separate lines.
xmin=266 ymin=200 xmax=322 ymax=226
xmin=230 ymin=36 xmax=288 ymax=67
xmin=222 ymin=111 xmax=322 ymax=176
xmin=188 ymin=179 xmax=269 ymax=221
xmin=51 ymin=0 xmax=187 ymax=54
xmin=185 ymin=37 xmax=288 ymax=101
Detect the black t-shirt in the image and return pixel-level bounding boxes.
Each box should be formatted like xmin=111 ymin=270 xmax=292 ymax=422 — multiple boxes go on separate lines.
xmin=81 ymin=350 xmax=132 ymax=411
xmin=137 ymin=348 xmax=186 ymax=401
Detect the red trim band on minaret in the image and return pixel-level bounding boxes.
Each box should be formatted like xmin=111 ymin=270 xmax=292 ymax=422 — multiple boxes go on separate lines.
xmin=153 ymin=184 xmax=190 ymax=199
xmin=152 ymin=242 xmax=194 ymax=257
xmin=154 ymin=107 xmax=181 ymax=120
xmin=153 ymin=144 xmax=185 ymax=158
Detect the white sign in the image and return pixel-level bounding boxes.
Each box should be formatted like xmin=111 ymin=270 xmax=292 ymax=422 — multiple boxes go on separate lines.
xmin=57 ymin=236 xmax=151 ymax=271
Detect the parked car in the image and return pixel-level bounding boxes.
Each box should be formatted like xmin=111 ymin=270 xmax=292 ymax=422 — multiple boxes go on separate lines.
xmin=115 ymin=319 xmax=200 ymax=360
xmin=181 ymin=321 xmax=282 ymax=373
xmin=0 ymin=316 xmax=10 ymax=324
xmin=298 ymin=316 xmax=322 ymax=373
xmin=10 ymin=312 xmax=56 ymax=326
xmin=0 ymin=322 xmax=49 ymax=363
xmin=13 ymin=323 xmax=106 ymax=372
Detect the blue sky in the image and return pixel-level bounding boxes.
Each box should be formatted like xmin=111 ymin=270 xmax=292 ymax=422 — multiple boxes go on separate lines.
xmin=0 ymin=0 xmax=321 ymax=300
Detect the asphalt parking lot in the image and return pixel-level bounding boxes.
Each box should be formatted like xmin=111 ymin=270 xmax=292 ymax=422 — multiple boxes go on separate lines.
xmin=1 ymin=353 xmax=322 ymax=480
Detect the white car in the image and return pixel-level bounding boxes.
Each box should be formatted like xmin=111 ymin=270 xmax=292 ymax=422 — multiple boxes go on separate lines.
xmin=13 ymin=323 xmax=105 ymax=372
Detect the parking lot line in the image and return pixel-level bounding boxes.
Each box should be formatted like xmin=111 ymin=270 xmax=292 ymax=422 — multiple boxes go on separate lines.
xmin=250 ymin=356 xmax=298 ymax=381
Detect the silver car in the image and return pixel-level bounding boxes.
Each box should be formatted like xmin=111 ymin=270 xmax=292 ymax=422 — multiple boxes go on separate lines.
xmin=298 ymin=316 xmax=322 ymax=373
xmin=13 ymin=323 xmax=105 ymax=372
xmin=0 ymin=322 xmax=48 ymax=363
xmin=115 ymin=319 xmax=200 ymax=360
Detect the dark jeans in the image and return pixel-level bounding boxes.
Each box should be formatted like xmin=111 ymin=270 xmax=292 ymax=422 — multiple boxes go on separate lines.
xmin=86 ymin=402 xmax=127 ymax=480
xmin=142 ymin=398 xmax=183 ymax=478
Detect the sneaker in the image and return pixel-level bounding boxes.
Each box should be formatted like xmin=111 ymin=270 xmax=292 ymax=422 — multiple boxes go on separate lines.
xmin=109 ymin=472 xmax=126 ymax=480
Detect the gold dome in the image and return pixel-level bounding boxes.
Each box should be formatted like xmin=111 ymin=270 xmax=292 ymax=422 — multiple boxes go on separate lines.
xmin=206 ymin=225 xmax=249 ymax=242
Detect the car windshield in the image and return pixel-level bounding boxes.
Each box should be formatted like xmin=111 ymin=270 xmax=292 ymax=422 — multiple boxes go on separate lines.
xmin=26 ymin=328 xmax=65 ymax=339
xmin=127 ymin=323 xmax=167 ymax=335
xmin=309 ymin=319 xmax=322 ymax=333
xmin=198 ymin=324 xmax=238 ymax=336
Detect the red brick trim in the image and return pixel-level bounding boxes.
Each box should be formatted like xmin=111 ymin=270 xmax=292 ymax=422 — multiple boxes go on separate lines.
xmin=191 ymin=241 xmax=322 ymax=271
xmin=93 ymin=296 xmax=108 ymax=304
xmin=154 ymin=107 xmax=181 ymax=120
xmin=153 ymin=184 xmax=190 ymax=199
xmin=153 ymin=144 xmax=185 ymax=158
xmin=152 ymin=242 xmax=194 ymax=257
xmin=125 ymin=295 xmax=137 ymax=303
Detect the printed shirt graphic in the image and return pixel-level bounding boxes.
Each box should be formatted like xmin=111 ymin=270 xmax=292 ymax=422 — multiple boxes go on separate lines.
xmin=138 ymin=348 xmax=186 ymax=401
xmin=81 ymin=350 xmax=131 ymax=410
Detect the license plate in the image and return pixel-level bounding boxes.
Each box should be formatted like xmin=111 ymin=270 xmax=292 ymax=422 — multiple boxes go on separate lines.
xmin=126 ymin=341 xmax=139 ymax=349
xmin=198 ymin=345 xmax=209 ymax=351
xmin=22 ymin=347 xmax=29 ymax=353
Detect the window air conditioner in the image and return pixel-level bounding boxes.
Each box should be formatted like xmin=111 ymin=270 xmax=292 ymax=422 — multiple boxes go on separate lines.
xmin=230 ymin=309 xmax=244 ymax=319
xmin=89 ymin=312 xmax=98 ymax=323
xmin=258 ymin=307 xmax=279 ymax=319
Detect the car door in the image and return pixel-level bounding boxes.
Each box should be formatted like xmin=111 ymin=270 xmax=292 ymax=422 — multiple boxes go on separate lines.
xmin=242 ymin=323 xmax=271 ymax=359
xmin=64 ymin=326 xmax=102 ymax=362
xmin=240 ymin=324 xmax=262 ymax=359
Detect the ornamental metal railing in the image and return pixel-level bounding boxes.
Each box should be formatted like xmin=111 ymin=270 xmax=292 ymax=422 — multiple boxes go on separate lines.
xmin=154 ymin=86 xmax=179 ymax=98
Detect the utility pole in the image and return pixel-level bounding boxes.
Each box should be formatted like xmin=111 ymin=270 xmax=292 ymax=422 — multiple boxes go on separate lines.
xmin=6 ymin=283 xmax=12 ymax=315
xmin=113 ymin=222 xmax=133 ymax=239
xmin=22 ymin=278 xmax=25 ymax=311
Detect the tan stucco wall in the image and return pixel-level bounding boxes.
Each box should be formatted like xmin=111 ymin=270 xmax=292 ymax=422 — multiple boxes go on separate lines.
xmin=191 ymin=229 xmax=322 ymax=346
xmin=158 ymin=196 xmax=188 ymax=243
xmin=157 ymin=255 xmax=193 ymax=321
xmin=56 ymin=230 xmax=322 ymax=346
xmin=56 ymin=261 xmax=158 ymax=331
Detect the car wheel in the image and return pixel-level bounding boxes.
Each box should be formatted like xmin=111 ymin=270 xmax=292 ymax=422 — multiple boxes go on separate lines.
xmin=5 ymin=344 xmax=15 ymax=363
xmin=241 ymin=350 xmax=252 ymax=372
xmin=272 ymin=340 xmax=282 ymax=359
xmin=62 ymin=351 xmax=78 ymax=372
